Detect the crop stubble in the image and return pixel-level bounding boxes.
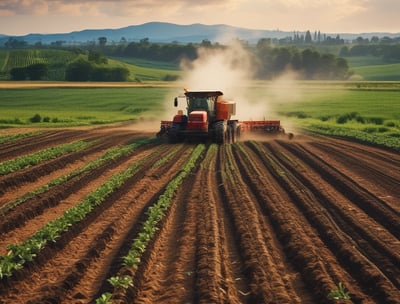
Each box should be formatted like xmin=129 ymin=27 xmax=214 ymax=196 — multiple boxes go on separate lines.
xmin=0 ymin=126 xmax=399 ymax=303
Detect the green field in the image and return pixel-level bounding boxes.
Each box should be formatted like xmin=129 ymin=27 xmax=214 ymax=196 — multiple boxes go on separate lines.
xmin=0 ymin=86 xmax=175 ymax=127
xmin=107 ymin=58 xmax=180 ymax=81
xmin=344 ymin=56 xmax=400 ymax=80
xmin=267 ymin=81 xmax=400 ymax=149
xmin=351 ymin=63 xmax=400 ymax=81
xmin=0 ymin=82 xmax=399 ymax=149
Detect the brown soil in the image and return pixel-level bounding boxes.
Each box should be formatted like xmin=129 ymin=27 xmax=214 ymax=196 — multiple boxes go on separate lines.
xmin=0 ymin=126 xmax=399 ymax=304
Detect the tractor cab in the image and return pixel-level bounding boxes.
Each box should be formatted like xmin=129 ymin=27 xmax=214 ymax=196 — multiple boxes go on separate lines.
xmin=183 ymin=91 xmax=222 ymax=120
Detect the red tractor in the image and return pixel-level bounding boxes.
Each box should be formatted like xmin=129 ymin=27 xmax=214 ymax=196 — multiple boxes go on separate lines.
xmin=157 ymin=90 xmax=290 ymax=143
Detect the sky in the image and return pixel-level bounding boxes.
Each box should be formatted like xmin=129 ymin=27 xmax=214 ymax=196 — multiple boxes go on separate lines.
xmin=0 ymin=0 xmax=399 ymax=36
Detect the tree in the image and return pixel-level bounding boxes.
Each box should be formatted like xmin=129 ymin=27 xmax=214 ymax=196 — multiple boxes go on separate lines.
xmin=371 ymin=36 xmax=380 ymax=44
xmin=339 ymin=46 xmax=350 ymax=57
xmin=109 ymin=67 xmax=130 ymax=81
xmin=291 ymin=51 xmax=302 ymax=70
xmin=302 ymin=49 xmax=320 ymax=79
xmin=140 ymin=38 xmax=150 ymax=45
xmin=10 ymin=67 xmax=27 ymax=80
xmin=200 ymin=39 xmax=212 ymax=47
xmin=5 ymin=37 xmax=27 ymax=48
xmin=305 ymin=30 xmax=312 ymax=44
xmin=65 ymin=58 xmax=93 ymax=81
xmin=272 ymin=47 xmax=292 ymax=72
xmin=98 ymin=36 xmax=107 ymax=47
xmin=88 ymin=50 xmax=107 ymax=64
xmin=29 ymin=114 xmax=42 ymax=123
xmin=335 ymin=58 xmax=349 ymax=78
xmin=318 ymin=53 xmax=336 ymax=78
xmin=90 ymin=67 xmax=129 ymax=81
xmin=256 ymin=38 xmax=272 ymax=50
xmin=26 ymin=63 xmax=48 ymax=80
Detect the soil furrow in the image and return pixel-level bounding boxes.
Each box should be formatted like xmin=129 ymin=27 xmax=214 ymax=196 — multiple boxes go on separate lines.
xmin=0 ymin=130 xmax=88 ymax=161
xmin=0 ymin=132 xmax=136 ymax=200
xmin=318 ymin=136 xmax=400 ymax=167
xmin=268 ymin=141 xmax=400 ymax=288
xmin=115 ymin=145 xmax=199 ymax=304
xmin=249 ymin=140 xmax=400 ymax=303
xmin=278 ymin=141 xmax=400 ymax=235
xmin=0 ymin=144 xmax=159 ymax=255
xmin=0 ymin=126 xmax=399 ymax=303
xmin=218 ymin=144 xmax=297 ymax=303
xmin=0 ymin=143 xmax=189 ymax=303
xmin=309 ymin=140 xmax=400 ymax=204
xmin=233 ymin=142 xmax=345 ymax=303
xmin=191 ymin=145 xmax=244 ymax=303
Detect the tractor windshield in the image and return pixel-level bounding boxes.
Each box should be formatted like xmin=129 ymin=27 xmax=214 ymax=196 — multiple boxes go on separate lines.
xmin=188 ymin=96 xmax=216 ymax=112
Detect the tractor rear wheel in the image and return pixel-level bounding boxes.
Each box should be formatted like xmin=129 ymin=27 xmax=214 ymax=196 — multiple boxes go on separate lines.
xmin=230 ymin=122 xmax=238 ymax=143
xmin=168 ymin=125 xmax=180 ymax=143
xmin=214 ymin=121 xmax=226 ymax=144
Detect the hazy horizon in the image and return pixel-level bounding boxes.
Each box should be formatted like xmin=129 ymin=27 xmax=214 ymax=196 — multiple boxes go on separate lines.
xmin=0 ymin=0 xmax=399 ymax=36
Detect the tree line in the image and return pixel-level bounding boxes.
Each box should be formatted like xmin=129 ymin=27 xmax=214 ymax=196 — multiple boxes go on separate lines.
xmin=340 ymin=44 xmax=400 ymax=62
xmin=101 ymin=38 xmax=350 ymax=80
xmin=255 ymin=40 xmax=349 ymax=79
xmin=64 ymin=51 xmax=129 ymax=81
xmin=6 ymin=38 xmax=354 ymax=81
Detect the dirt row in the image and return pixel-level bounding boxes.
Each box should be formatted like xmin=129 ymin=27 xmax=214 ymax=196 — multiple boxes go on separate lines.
xmin=0 ymin=127 xmax=399 ymax=303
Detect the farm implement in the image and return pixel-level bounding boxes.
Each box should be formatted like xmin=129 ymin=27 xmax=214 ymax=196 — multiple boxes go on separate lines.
xmin=157 ymin=90 xmax=293 ymax=143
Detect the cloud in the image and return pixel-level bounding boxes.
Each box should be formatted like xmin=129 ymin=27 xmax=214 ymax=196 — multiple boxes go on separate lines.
xmin=0 ymin=0 xmax=398 ymax=34
xmin=0 ymin=0 xmax=236 ymax=16
xmin=341 ymin=0 xmax=400 ymax=32
xmin=0 ymin=0 xmax=48 ymax=15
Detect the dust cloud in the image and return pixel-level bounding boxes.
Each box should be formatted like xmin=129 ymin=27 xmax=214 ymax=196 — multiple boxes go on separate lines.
xmin=178 ymin=40 xmax=303 ymax=123
xmin=159 ymin=38 xmax=305 ymax=137
xmin=178 ymin=40 xmax=263 ymax=120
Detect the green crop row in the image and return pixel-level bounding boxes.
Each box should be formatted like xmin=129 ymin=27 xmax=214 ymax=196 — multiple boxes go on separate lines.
xmin=4 ymin=50 xmax=46 ymax=71
xmin=0 ymin=141 xmax=158 ymax=279
xmin=306 ymin=124 xmax=400 ymax=151
xmin=0 ymin=50 xmax=78 ymax=72
xmin=0 ymin=140 xmax=94 ymax=175
xmin=0 ymin=138 xmax=156 ymax=216
xmin=0 ymin=131 xmax=44 ymax=144
xmin=151 ymin=144 xmax=182 ymax=168
xmin=96 ymin=144 xmax=205 ymax=303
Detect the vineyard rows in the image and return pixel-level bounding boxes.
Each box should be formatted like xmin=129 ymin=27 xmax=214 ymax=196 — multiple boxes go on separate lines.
xmin=0 ymin=127 xmax=399 ymax=303
xmin=0 ymin=49 xmax=79 ymax=80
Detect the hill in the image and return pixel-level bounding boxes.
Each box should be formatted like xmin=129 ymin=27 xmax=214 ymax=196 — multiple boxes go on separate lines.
xmin=1 ymin=22 xmax=399 ymax=45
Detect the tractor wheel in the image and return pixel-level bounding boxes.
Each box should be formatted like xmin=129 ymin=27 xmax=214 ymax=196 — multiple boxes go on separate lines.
xmin=214 ymin=121 xmax=226 ymax=144
xmin=168 ymin=126 xmax=179 ymax=143
xmin=227 ymin=125 xmax=231 ymax=143
xmin=230 ymin=122 xmax=238 ymax=143
xmin=236 ymin=125 xmax=241 ymax=138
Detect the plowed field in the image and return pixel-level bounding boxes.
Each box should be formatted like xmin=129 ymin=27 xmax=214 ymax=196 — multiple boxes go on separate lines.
xmin=0 ymin=125 xmax=399 ymax=304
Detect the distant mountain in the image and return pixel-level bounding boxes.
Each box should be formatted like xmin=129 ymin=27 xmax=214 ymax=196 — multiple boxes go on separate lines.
xmin=1 ymin=22 xmax=399 ymax=45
